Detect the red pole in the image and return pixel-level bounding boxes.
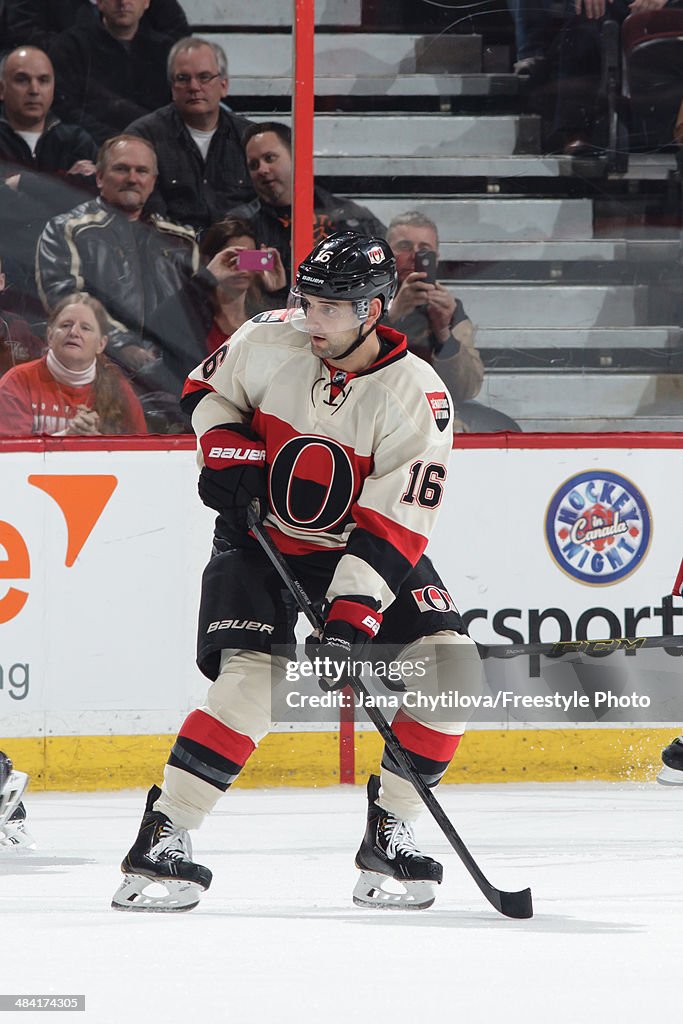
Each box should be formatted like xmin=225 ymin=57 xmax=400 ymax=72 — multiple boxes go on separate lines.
xmin=339 ymin=686 xmax=356 ymax=785
xmin=293 ymin=2 xmax=352 ymax=783
xmin=292 ymin=0 xmax=315 ymax=279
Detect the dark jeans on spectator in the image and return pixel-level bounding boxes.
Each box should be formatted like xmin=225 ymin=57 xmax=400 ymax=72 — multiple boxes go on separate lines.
xmin=552 ymin=0 xmax=630 ymax=144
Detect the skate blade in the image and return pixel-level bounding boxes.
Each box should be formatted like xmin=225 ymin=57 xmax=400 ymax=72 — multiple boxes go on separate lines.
xmin=352 ymin=870 xmax=436 ymax=910
xmin=111 ymin=873 xmax=203 ymax=913
xmin=656 ymin=764 xmax=683 ymax=786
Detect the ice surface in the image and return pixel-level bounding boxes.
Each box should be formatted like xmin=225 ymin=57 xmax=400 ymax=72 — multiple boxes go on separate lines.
xmin=0 ymin=782 xmax=679 ymax=1023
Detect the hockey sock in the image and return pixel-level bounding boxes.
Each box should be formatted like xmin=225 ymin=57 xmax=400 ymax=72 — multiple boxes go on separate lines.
xmin=379 ymin=709 xmax=462 ymax=821
xmin=156 ymin=709 xmax=256 ymax=829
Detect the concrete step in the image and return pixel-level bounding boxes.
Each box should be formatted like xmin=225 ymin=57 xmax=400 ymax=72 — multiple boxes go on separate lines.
xmin=315 ymin=154 xmax=561 ymax=176
xmin=215 ymin=33 xmax=483 ymax=77
xmin=621 ymin=153 xmax=679 ymax=180
xmin=230 ymin=73 xmax=519 ymax=98
xmin=188 ymin=0 xmax=362 ymax=25
xmin=361 ymin=197 xmax=593 ymax=241
xmin=249 ymin=114 xmax=540 ymax=158
xmin=439 ymin=239 xmax=680 ymax=262
xmin=450 ymin=284 xmax=648 ymax=328
xmin=476 ymin=327 xmax=682 ymax=349
xmin=479 ymin=372 xmax=683 ymax=428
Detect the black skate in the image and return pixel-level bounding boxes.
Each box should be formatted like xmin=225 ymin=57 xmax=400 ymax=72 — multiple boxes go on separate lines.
xmin=657 ymin=736 xmax=683 ymax=786
xmin=111 ymin=786 xmax=212 ymax=912
xmin=353 ymin=774 xmax=442 ymax=910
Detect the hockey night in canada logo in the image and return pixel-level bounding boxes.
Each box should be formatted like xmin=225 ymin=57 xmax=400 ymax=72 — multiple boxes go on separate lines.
xmin=545 ymin=470 xmax=651 ymax=586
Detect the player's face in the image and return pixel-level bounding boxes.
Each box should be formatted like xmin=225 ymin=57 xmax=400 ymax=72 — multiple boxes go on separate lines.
xmin=48 ymin=303 xmax=108 ymax=371
xmin=296 ymin=294 xmax=365 ymax=361
xmin=0 ymin=48 xmax=54 ymax=130
xmin=96 ymin=139 xmax=157 ymax=217
xmin=245 ymin=132 xmax=293 ymax=207
xmin=388 ymin=224 xmax=438 ymax=284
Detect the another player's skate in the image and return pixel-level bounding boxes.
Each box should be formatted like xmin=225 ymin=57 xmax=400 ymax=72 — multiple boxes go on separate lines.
xmin=111 ymin=785 xmax=212 ymax=912
xmin=353 ymin=774 xmax=442 ymax=910
xmin=0 ymin=752 xmax=35 ymax=850
xmin=657 ymin=736 xmax=683 ymax=785
xmin=0 ymin=802 xmax=36 ymax=850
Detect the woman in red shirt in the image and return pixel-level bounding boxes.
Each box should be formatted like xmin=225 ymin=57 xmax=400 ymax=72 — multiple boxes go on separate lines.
xmin=0 ymin=292 xmax=147 ymax=435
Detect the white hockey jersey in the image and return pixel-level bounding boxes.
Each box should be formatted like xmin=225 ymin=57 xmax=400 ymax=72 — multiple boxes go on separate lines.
xmin=182 ymin=312 xmax=453 ymax=612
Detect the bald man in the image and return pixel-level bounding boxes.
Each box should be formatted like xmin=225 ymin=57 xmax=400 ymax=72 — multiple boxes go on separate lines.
xmin=0 ymin=46 xmax=97 ymax=313
xmin=0 ymin=46 xmax=97 ymax=175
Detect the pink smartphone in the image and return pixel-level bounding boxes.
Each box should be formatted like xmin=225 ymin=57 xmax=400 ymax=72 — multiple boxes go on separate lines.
xmin=237 ymin=250 xmax=275 ymax=272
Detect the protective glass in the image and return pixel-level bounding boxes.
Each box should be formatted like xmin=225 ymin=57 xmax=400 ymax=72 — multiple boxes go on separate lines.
xmin=288 ymin=288 xmax=368 ymax=335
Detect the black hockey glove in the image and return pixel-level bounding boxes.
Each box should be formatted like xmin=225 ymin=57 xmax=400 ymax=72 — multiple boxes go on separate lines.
xmin=306 ymin=596 xmax=382 ymax=692
xmin=198 ymin=424 xmax=268 ymax=545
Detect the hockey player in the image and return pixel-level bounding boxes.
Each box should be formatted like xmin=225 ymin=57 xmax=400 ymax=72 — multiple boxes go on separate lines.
xmin=657 ymin=556 xmax=683 ymax=785
xmin=112 ymin=231 xmax=482 ymax=913
xmin=0 ymin=751 xmax=34 ymax=849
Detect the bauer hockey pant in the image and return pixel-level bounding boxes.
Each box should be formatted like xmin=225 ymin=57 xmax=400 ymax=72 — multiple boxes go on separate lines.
xmin=155 ymin=545 xmax=482 ymax=829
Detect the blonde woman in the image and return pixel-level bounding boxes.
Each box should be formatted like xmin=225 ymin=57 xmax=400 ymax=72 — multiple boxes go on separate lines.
xmin=0 ymin=292 xmax=146 ymax=435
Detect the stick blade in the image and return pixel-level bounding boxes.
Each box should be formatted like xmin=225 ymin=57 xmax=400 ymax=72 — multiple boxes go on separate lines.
xmin=494 ymin=886 xmax=534 ymax=919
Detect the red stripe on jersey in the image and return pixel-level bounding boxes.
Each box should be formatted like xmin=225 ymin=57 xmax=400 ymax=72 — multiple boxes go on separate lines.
xmin=674 ymin=558 xmax=683 ymax=598
xmin=179 ymin=709 xmax=255 ymax=766
xmin=181 ymin=377 xmax=216 ymax=401
xmin=352 ymin=504 xmax=427 ymax=567
xmin=391 ymin=708 xmax=462 ymax=762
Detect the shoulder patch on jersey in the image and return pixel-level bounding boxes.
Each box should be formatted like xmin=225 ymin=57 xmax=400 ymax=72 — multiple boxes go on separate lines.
xmin=251 ymin=309 xmax=290 ymax=324
xmin=425 ymin=391 xmax=451 ymax=432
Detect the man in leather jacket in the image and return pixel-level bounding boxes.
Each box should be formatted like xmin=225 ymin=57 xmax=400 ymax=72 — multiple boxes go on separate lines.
xmin=35 ymin=134 xmax=197 ymax=378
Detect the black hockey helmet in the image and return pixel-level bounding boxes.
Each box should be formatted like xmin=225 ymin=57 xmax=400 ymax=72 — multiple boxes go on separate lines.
xmin=294 ymin=231 xmax=398 ymax=318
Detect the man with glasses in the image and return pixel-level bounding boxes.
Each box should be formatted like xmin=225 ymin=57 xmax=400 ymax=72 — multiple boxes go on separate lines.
xmin=126 ymin=37 xmax=254 ymax=232
xmin=49 ymin=0 xmax=175 ymax=145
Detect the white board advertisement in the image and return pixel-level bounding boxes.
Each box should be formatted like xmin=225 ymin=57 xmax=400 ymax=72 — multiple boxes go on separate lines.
xmin=0 ymin=436 xmax=681 ymax=737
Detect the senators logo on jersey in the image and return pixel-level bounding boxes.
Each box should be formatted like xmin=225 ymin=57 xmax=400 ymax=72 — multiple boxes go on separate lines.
xmin=411 ymin=586 xmax=457 ymax=614
xmin=426 ymin=392 xmax=451 ymax=432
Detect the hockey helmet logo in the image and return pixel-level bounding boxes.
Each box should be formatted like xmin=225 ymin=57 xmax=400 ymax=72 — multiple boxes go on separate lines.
xmin=426 ymin=392 xmax=451 ymax=432
xmin=411 ymin=586 xmax=457 ymax=614
xmin=367 ymin=245 xmax=385 ymax=265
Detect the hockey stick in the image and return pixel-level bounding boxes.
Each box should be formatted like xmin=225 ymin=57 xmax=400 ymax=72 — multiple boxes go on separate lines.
xmin=478 ymin=633 xmax=683 ymax=661
xmin=247 ymin=506 xmax=533 ymax=920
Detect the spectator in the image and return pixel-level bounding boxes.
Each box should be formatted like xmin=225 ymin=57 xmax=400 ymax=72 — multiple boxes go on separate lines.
xmin=384 ymin=211 xmax=484 ymax=410
xmin=150 ymin=216 xmax=287 ymax=394
xmin=49 ymin=0 xmax=174 ymax=144
xmin=0 ymin=255 xmax=44 ymax=378
xmin=36 ymin=134 xmax=198 ymax=380
xmin=550 ymin=0 xmax=668 ymax=156
xmin=0 ymin=291 xmax=146 ymax=435
xmin=0 ymin=46 xmax=97 ymax=177
xmin=6 ymin=0 xmax=188 ymax=50
xmin=126 ymin=37 xmax=254 ymax=232
xmin=227 ymin=121 xmax=386 ymax=301
xmin=0 ymin=46 xmax=98 ymax=311
xmin=507 ymin=0 xmax=554 ymax=78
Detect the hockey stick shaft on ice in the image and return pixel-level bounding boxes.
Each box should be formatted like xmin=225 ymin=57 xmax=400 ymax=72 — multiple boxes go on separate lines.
xmin=247 ymin=506 xmax=533 ymax=920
